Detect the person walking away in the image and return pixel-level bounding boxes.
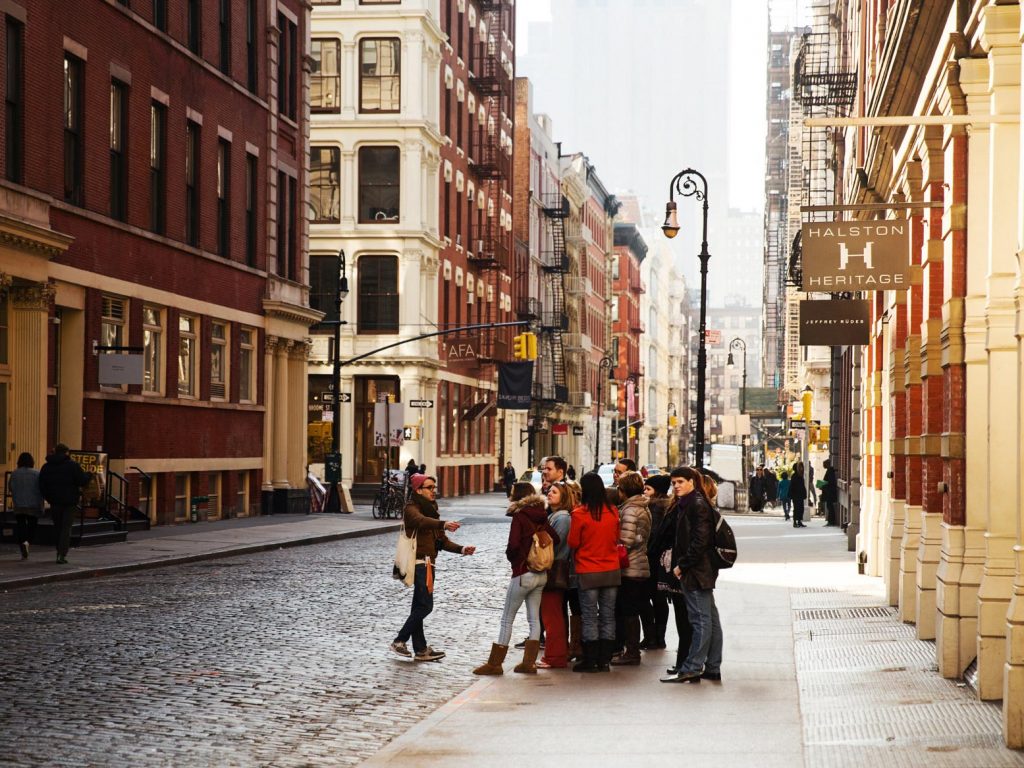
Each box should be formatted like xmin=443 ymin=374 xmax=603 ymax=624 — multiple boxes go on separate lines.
xmin=9 ymin=452 xmax=43 ymax=559
xmin=822 ymin=459 xmax=838 ymax=526
xmin=807 ymin=464 xmax=817 ymax=506
xmin=764 ymin=467 xmax=778 ymax=509
xmin=640 ymin=474 xmax=672 ymax=650
xmin=567 ymin=464 xmax=576 ymax=481
xmin=474 ymin=482 xmax=558 ymax=675
xmin=777 ymin=470 xmax=792 ymax=522
xmin=568 ymin=472 xmax=621 ymax=672
xmin=391 ymin=474 xmax=476 ymax=662
xmin=789 ymin=462 xmax=808 ymax=528
xmin=610 ymin=471 xmax=652 ymax=666
xmin=38 ymin=444 xmax=90 ymax=564
xmin=503 ymin=461 xmax=517 ymax=498
xmin=748 ymin=467 xmax=766 ymax=513
xmin=537 ymin=481 xmax=575 ymax=669
xmin=405 ymin=458 xmax=419 ymax=476
xmin=661 ymin=466 xmax=723 ymax=684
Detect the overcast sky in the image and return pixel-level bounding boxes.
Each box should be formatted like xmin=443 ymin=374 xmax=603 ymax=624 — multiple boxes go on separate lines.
xmin=516 ymin=0 xmax=772 ymax=212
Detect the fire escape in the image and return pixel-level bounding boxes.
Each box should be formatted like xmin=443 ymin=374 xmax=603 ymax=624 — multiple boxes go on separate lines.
xmin=469 ymin=0 xmax=514 ymax=362
xmin=535 ymin=191 xmax=570 ymax=405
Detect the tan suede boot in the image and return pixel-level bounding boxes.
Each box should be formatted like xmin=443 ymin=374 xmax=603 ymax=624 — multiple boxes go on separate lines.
xmin=513 ymin=639 xmax=541 ymax=674
xmin=568 ymin=615 xmax=583 ymax=660
xmin=473 ymin=643 xmax=508 ymax=676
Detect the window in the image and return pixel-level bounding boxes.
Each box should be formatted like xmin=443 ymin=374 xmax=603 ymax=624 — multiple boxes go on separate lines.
xmin=611 ymin=254 xmax=620 ymax=279
xmin=185 ymin=120 xmax=200 ymax=246
xmin=153 ymin=0 xmax=167 ymax=31
xmin=310 ymin=146 xmax=340 ymax=223
xmin=210 ymin=321 xmax=228 ymax=399
xmin=235 ymin=471 xmax=249 ymax=516
xmin=245 ymin=153 xmax=257 ymax=266
xmin=63 ymin=54 xmax=84 ymax=205
xmin=207 ymin=473 xmax=221 ymax=519
xmin=109 ymin=81 xmax=128 ymax=220
xmin=142 ymin=305 xmax=163 ymax=394
xmin=246 ymin=0 xmax=257 ymax=92
xmin=276 ymin=171 xmax=296 ymax=279
xmin=187 ymin=0 xmax=201 ymax=55
xmin=360 ymin=39 xmax=400 ymax=113
xmin=217 ymin=139 xmax=230 ymax=256
xmin=358 ymin=146 xmax=399 ymax=223
xmin=357 ymin=255 xmax=398 ymax=334
xmin=5 ymin=18 xmax=23 ymax=184
xmin=311 ymin=39 xmax=340 ymax=112
xmin=150 ymin=102 xmax=166 ymax=234
xmin=277 ymin=13 xmax=297 ymax=119
xmin=178 ymin=314 xmax=197 ymax=397
xmin=101 ymin=296 xmax=127 ymax=391
xmin=219 ymin=0 xmax=231 ymax=75
xmin=610 ymin=296 xmax=619 ymax=323
xmin=309 ymin=255 xmax=339 ymax=322
xmin=174 ymin=473 xmax=189 ymax=520
xmin=239 ymin=328 xmax=255 ymax=402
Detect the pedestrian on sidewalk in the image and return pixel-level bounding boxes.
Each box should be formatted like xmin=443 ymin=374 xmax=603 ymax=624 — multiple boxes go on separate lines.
xmin=661 ymin=466 xmax=723 ymax=684
xmin=9 ymin=452 xmax=43 ymax=560
xmin=610 ymin=471 xmax=652 ymax=666
xmin=38 ymin=444 xmax=90 ymax=565
xmin=651 ymin=483 xmax=692 ymax=677
xmin=391 ymin=474 xmax=476 ymax=663
xmin=567 ymin=464 xmax=576 ymax=481
xmin=568 ymin=472 xmax=621 ymax=673
xmin=764 ymin=467 xmax=778 ymax=509
xmin=789 ymin=463 xmax=808 ymax=528
xmin=777 ymin=470 xmax=792 ymax=521
xmin=502 ymin=461 xmax=517 ymax=497
xmin=473 ymin=482 xmax=559 ymax=676
xmin=640 ymin=474 xmax=672 ymax=650
xmin=748 ymin=467 xmax=766 ymax=512
xmin=405 ymin=458 xmax=419 ymax=476
xmin=537 ymin=481 xmax=575 ymax=669
xmin=822 ymin=459 xmax=838 ymax=526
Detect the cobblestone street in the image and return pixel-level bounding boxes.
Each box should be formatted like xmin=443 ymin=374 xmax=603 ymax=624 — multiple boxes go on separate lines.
xmin=0 ymin=500 xmax=513 ymax=767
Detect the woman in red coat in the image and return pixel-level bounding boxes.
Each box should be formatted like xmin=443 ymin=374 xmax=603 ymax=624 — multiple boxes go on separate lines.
xmin=568 ymin=472 xmax=621 ymax=672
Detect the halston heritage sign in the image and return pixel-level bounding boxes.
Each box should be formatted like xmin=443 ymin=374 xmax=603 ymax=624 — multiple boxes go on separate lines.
xmin=799 ymin=299 xmax=871 ymax=346
xmin=801 ymin=221 xmax=912 ymax=291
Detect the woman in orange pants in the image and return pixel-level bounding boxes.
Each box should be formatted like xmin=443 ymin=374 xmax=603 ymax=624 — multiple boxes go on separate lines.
xmin=536 ymin=481 xmax=576 ymax=668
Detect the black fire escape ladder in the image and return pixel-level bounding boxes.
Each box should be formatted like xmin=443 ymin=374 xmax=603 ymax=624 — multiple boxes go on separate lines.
xmin=539 ymin=192 xmax=570 ymax=402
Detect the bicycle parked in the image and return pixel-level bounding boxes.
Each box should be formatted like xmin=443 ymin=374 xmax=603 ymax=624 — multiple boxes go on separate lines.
xmin=372 ymin=470 xmax=408 ymax=520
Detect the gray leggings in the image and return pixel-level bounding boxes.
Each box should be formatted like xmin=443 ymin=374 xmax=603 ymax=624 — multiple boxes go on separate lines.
xmin=497 ymin=571 xmax=547 ymax=646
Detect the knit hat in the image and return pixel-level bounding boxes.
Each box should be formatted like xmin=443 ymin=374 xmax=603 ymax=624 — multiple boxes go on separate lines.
xmin=644 ymin=474 xmax=671 ymax=496
xmin=410 ymin=473 xmax=433 ymax=492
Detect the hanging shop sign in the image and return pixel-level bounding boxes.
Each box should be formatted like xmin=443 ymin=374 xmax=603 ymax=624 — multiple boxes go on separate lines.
xmin=799 ymin=299 xmax=870 ymax=345
xmin=801 ymin=221 xmax=913 ymax=291
xmin=497 ymin=362 xmax=534 ymax=410
xmin=443 ymin=335 xmax=481 ymax=362
xmin=552 ymin=423 xmax=569 ymax=435
xmin=572 ymin=426 xmax=585 ymax=436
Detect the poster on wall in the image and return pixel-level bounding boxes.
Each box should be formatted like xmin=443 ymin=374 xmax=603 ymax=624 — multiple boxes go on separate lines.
xmin=801 ymin=221 xmax=913 ymax=291
xmin=799 ymin=299 xmax=871 ymax=345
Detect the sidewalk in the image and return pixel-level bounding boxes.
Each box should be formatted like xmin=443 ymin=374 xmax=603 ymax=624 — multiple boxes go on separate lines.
xmin=0 ymin=493 xmax=502 ymax=591
xmin=358 ymin=517 xmax=1022 ymax=768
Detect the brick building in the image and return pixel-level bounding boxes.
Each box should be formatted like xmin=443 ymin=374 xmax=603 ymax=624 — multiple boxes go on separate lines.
xmin=0 ymin=0 xmax=314 ymax=525
xmin=610 ymin=222 xmax=645 ymax=461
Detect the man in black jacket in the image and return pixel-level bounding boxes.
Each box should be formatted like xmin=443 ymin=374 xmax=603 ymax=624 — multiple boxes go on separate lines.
xmin=38 ymin=444 xmax=90 ymax=564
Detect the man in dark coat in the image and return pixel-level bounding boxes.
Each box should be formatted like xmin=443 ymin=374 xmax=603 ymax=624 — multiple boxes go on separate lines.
xmin=503 ymin=461 xmax=517 ymax=497
xmin=763 ymin=467 xmax=778 ymax=508
xmin=38 ymin=444 xmax=90 ymax=564
xmin=822 ymin=459 xmax=839 ymax=526
xmin=789 ymin=462 xmax=809 ymax=528
xmin=748 ymin=467 xmax=766 ymax=512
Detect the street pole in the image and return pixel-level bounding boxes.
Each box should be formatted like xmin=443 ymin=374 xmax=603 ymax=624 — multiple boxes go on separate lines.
xmin=802 ymin=385 xmax=813 ymax=518
xmin=595 ymin=355 xmax=613 ymax=471
xmin=325 ymin=249 xmax=349 ymax=514
xmin=662 ymin=169 xmax=710 ymax=469
xmin=667 ymin=401 xmax=676 ymax=468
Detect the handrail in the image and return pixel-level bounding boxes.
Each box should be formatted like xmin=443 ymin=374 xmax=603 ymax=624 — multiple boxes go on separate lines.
xmin=129 ymin=466 xmax=151 ymax=482
xmin=106 ymin=471 xmax=130 ymax=529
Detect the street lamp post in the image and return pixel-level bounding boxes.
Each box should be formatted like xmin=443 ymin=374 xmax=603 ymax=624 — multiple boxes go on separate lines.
xmin=594 ymin=355 xmax=614 ymax=471
xmin=726 ymin=338 xmax=747 ymax=413
xmin=623 ymin=374 xmax=638 ymax=460
xmin=662 ymin=168 xmax=710 ymax=469
xmin=324 ymin=249 xmax=350 ymax=514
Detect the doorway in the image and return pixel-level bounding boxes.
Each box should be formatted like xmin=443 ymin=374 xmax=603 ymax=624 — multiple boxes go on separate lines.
xmin=354 ymin=376 xmax=400 ymax=483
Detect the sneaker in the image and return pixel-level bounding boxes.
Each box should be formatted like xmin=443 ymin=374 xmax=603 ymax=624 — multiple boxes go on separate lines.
xmin=414 ymin=647 xmax=445 ymax=662
xmin=390 ymin=641 xmax=411 ymax=657
xmin=514 ymin=637 xmax=544 ymax=650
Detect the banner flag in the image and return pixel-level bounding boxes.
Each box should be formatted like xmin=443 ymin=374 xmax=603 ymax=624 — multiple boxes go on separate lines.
xmin=498 ymin=362 xmax=534 ymax=410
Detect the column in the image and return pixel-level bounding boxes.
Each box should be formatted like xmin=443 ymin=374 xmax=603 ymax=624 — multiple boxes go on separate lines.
xmin=341 ymin=41 xmax=357 ymax=120
xmin=273 ymin=339 xmax=290 ymax=488
xmin=262 ymin=336 xmax=276 ymax=494
xmin=9 ymin=283 xmax=51 ymax=463
xmin=888 ymin=285 xmax=909 ymax=607
xmin=287 ymin=340 xmax=309 ymax=487
xmin=978 ymin=4 xmax=1021 ymax=701
xmin=341 ymin=150 xmax=356 ymax=229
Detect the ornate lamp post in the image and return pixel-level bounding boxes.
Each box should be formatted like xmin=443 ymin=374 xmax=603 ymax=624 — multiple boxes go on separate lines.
xmin=594 ymin=355 xmax=614 ymax=471
xmin=726 ymin=337 xmax=747 ymax=413
xmin=662 ymin=168 xmax=710 ymax=468
xmin=324 ymin=249 xmax=349 ymax=513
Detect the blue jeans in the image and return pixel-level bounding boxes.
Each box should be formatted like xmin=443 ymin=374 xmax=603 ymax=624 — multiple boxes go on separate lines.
xmin=497 ymin=571 xmax=547 ymax=646
xmin=680 ymin=587 xmax=723 ymax=675
xmin=579 ymin=586 xmax=618 ymax=642
xmin=782 ymin=499 xmax=792 ymax=518
xmin=395 ymin=564 xmax=433 ymax=652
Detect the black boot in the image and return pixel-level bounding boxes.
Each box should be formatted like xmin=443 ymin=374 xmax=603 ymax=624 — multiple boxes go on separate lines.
xmin=572 ymin=641 xmax=599 ymax=673
xmin=596 ymin=639 xmax=613 ymax=672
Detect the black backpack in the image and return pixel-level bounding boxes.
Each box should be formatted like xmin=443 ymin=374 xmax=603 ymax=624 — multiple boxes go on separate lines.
xmin=711 ymin=512 xmax=737 ymax=569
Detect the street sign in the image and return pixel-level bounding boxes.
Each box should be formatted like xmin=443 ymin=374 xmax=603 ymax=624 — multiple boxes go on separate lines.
xmin=572 ymin=426 xmax=585 ymax=436
xmin=408 ymin=399 xmax=434 ymax=408
xmin=705 ymin=329 xmax=721 ymax=344
xmin=788 ymin=418 xmax=821 ymax=430
xmin=321 ymin=392 xmax=351 ymax=403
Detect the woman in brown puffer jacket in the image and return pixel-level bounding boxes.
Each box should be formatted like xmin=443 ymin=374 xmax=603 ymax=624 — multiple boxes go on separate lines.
xmin=474 ymin=482 xmax=560 ymax=676
xmin=610 ymin=471 xmax=652 ymax=666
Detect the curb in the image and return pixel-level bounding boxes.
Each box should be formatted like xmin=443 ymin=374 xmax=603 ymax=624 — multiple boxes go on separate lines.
xmin=0 ymin=522 xmax=403 ymax=592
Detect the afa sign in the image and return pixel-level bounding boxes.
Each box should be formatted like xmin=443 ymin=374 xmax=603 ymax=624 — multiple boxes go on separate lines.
xmin=801 ymin=221 xmax=913 ymax=291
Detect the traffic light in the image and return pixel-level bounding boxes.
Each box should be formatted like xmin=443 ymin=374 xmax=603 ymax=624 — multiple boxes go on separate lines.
xmin=628 ymin=426 xmax=637 ymax=439
xmin=669 ymin=415 xmax=678 ymax=428
xmin=524 ymin=332 xmax=538 ymax=360
xmin=512 ymin=333 xmax=526 ymax=360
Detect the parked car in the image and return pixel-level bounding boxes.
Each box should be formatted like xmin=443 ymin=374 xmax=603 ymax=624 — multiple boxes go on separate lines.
xmin=641 ymin=464 xmax=663 ymax=477
xmin=596 ymin=463 xmax=617 ymax=487
xmin=519 ymin=469 xmax=543 ymax=494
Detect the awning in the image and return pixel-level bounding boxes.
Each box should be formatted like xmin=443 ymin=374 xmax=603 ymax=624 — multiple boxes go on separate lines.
xmin=461 ymin=399 xmax=496 ymax=422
